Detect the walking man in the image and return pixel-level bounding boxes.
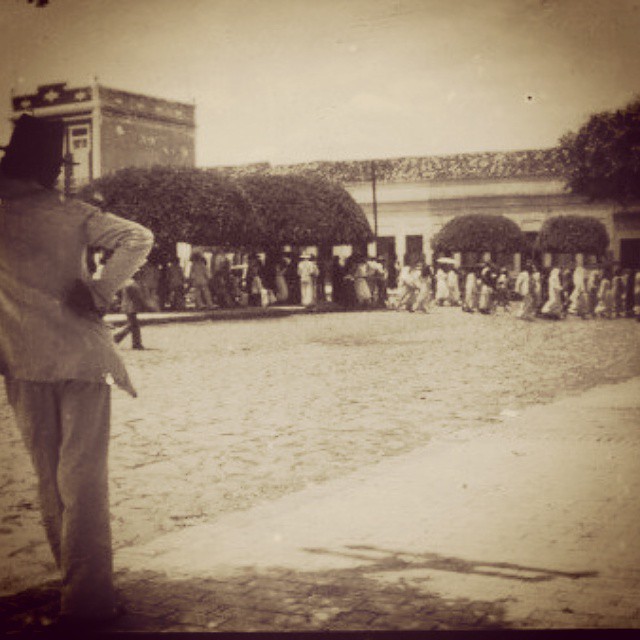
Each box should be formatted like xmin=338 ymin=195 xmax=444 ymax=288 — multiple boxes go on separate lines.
xmin=0 ymin=115 xmax=154 ymax=627
xmin=113 ymin=272 xmax=146 ymax=350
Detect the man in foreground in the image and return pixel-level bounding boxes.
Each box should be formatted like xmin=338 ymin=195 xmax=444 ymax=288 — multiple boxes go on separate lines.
xmin=0 ymin=115 xmax=153 ymax=627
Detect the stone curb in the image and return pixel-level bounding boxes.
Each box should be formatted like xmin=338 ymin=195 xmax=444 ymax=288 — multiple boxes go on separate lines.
xmin=104 ymin=303 xmax=391 ymax=327
xmin=104 ymin=305 xmax=313 ymax=327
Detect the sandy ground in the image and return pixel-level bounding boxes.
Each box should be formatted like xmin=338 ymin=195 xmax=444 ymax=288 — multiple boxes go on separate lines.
xmin=0 ymin=308 xmax=639 ymax=631
xmin=116 ymin=377 xmax=640 ymax=631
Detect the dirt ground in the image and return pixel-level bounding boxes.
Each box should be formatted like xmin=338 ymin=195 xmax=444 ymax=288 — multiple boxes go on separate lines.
xmin=1 ymin=308 xmax=639 ymax=631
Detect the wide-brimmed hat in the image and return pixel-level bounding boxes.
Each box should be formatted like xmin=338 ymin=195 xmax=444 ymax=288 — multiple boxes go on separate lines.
xmin=0 ymin=114 xmax=65 ymax=188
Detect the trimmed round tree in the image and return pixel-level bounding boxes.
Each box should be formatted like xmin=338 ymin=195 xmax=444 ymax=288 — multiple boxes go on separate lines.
xmin=536 ymin=215 xmax=609 ymax=256
xmin=238 ymin=173 xmax=373 ymax=248
xmin=431 ymin=214 xmax=525 ymax=256
xmin=78 ymin=165 xmax=263 ymax=251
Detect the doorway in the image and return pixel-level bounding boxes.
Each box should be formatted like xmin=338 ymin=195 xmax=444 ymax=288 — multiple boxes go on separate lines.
xmin=620 ymin=238 xmax=640 ymax=268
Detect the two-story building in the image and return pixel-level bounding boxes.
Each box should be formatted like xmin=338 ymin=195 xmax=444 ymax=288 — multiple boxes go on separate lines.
xmin=10 ymin=81 xmax=196 ymax=192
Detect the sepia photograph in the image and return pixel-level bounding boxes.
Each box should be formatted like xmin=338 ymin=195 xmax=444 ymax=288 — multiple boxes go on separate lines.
xmin=0 ymin=0 xmax=639 ymax=635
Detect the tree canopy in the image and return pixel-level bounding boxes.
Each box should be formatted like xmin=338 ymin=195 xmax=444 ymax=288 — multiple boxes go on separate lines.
xmin=80 ymin=167 xmax=372 ymax=252
xmin=561 ymin=98 xmax=640 ymax=205
xmin=79 ymin=166 xmax=263 ymax=250
xmin=430 ymin=214 xmax=525 ymax=255
xmin=536 ymin=215 xmax=609 ymax=255
xmin=236 ymin=173 xmax=373 ymax=247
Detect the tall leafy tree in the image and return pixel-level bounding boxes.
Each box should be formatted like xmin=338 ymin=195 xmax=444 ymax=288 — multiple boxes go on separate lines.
xmin=431 ymin=214 xmax=524 ymax=255
xmin=561 ymin=98 xmax=640 ymax=205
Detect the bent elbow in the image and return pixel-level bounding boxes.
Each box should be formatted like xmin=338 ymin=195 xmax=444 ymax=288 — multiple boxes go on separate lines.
xmin=141 ymin=226 xmax=155 ymax=251
xmin=125 ymin=224 xmax=155 ymax=254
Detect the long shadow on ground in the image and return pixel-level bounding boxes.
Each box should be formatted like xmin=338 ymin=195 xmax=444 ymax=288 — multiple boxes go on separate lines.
xmin=0 ymin=545 xmax=598 ymax=634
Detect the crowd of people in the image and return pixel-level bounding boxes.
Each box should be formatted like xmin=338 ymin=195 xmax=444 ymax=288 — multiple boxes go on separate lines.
xmin=512 ymin=262 xmax=640 ymax=321
xmin=107 ymin=249 xmax=640 ymax=324
xmin=110 ymin=251 xmax=326 ymax=313
xmin=117 ymin=251 xmax=388 ymax=313
xmin=330 ymin=254 xmax=392 ymax=309
xmin=388 ymin=257 xmax=640 ymax=322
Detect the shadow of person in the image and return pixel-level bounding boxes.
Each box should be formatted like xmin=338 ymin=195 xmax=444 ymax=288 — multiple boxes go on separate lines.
xmin=1 ymin=561 xmax=511 ymax=634
xmin=303 ymin=544 xmax=599 ymax=583
xmin=0 ymin=543 xmax=599 ymax=633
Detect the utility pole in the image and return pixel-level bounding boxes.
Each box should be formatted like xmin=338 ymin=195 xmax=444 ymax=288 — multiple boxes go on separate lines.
xmin=371 ymin=160 xmax=378 ymax=256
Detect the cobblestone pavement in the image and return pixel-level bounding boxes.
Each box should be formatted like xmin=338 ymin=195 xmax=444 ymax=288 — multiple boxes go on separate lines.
xmin=1 ymin=308 xmax=639 ymax=632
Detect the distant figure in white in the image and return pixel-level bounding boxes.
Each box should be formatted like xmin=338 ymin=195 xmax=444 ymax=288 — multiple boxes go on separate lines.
xmin=568 ymin=264 xmax=588 ymax=317
xmin=541 ymin=267 xmax=563 ymax=319
xmin=447 ymin=267 xmax=461 ymax=306
xmin=297 ymin=254 xmax=319 ymax=307
xmin=435 ymin=266 xmax=449 ymax=306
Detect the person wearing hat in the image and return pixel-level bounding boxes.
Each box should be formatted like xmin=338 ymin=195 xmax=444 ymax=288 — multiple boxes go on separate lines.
xmin=297 ymin=253 xmax=319 ymax=307
xmin=0 ymin=115 xmax=154 ymax=627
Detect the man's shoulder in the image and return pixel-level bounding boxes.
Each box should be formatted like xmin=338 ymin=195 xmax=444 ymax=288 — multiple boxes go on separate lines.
xmin=1 ymin=188 xmax=96 ymax=226
xmin=27 ymin=191 xmax=101 ymax=221
xmin=62 ymin=196 xmax=101 ymax=218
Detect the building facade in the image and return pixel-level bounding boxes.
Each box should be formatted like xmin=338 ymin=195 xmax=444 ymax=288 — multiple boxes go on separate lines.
xmin=249 ymin=149 xmax=640 ymax=269
xmin=11 ymin=82 xmax=196 ymax=191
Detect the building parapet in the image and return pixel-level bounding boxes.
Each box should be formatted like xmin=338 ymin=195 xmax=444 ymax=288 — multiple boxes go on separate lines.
xmin=211 ymin=147 xmax=569 ymax=184
xmin=9 ymin=81 xmax=196 ymax=189
xmin=97 ymin=86 xmax=195 ymax=127
xmin=12 ymin=82 xmax=93 ymax=113
xmin=12 ymin=82 xmax=195 ymax=128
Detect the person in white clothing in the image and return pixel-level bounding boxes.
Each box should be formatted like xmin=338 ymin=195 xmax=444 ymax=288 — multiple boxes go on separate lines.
xmin=446 ymin=267 xmax=461 ymax=306
xmin=297 ymin=254 xmax=319 ymax=307
xmin=515 ymin=265 xmax=535 ymax=320
xmin=541 ymin=267 xmax=564 ymax=319
xmin=435 ymin=267 xmax=449 ymax=306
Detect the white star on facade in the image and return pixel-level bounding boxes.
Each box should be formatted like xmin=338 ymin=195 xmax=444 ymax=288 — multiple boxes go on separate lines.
xmin=74 ymin=91 xmax=88 ymax=101
xmin=20 ymin=99 xmax=32 ymax=109
xmin=43 ymin=90 xmax=60 ymax=103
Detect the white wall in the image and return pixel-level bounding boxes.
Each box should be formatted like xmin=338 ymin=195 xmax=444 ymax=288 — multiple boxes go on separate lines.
xmin=348 ymin=177 xmax=567 ymax=205
xmin=347 ymin=177 xmax=622 ymax=261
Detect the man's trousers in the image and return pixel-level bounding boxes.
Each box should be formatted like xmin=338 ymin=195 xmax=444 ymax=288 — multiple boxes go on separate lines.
xmin=113 ymin=312 xmax=143 ymax=349
xmin=5 ymin=378 xmax=116 ymax=619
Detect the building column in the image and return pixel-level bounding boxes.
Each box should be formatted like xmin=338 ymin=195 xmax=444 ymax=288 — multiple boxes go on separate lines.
xmin=396 ymin=232 xmax=407 ymax=265
xmin=513 ymin=252 xmax=522 ymax=273
xmin=425 ymin=243 xmax=434 ymax=265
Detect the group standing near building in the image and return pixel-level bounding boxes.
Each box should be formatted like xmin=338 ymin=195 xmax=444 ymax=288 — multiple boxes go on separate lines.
xmin=116 ymin=246 xmax=640 ymax=323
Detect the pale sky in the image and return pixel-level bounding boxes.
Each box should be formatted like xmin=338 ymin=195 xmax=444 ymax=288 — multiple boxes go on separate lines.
xmin=1 ymin=0 xmax=639 ymax=167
